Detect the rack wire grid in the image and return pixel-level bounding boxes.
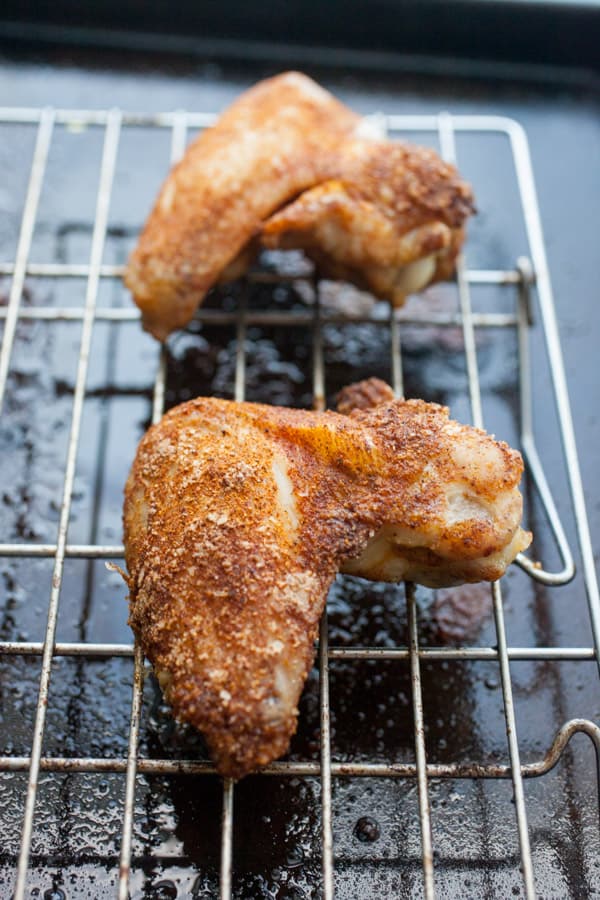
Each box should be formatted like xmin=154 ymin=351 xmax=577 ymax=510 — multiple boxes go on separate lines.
xmin=0 ymin=104 xmax=599 ymax=900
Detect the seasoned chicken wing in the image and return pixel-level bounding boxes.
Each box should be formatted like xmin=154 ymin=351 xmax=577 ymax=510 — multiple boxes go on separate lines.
xmin=123 ymin=379 xmax=530 ymax=778
xmin=124 ymin=72 xmax=474 ymax=340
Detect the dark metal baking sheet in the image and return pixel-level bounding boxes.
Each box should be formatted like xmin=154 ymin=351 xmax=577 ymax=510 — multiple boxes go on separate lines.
xmin=0 ymin=46 xmax=599 ymax=899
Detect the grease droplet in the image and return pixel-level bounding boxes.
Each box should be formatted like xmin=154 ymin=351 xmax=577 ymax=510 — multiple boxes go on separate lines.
xmin=44 ymin=890 xmax=66 ymax=900
xmin=150 ymin=880 xmax=177 ymax=900
xmin=354 ymin=816 xmax=380 ymax=842
xmin=286 ymin=844 xmax=305 ymax=868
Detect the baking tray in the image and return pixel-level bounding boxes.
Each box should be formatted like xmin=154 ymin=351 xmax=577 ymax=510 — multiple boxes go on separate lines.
xmin=0 ymin=95 xmax=599 ymax=899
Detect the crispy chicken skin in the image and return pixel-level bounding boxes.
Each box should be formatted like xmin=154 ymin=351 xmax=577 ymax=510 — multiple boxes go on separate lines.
xmin=123 ymin=379 xmax=530 ymax=778
xmin=124 ymin=72 xmax=474 ymax=341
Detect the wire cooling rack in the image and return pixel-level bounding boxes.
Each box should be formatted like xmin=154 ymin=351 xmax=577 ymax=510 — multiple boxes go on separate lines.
xmin=0 ymin=106 xmax=599 ymax=900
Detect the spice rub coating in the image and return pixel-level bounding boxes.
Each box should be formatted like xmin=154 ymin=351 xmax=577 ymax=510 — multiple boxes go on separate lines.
xmin=123 ymin=379 xmax=530 ymax=778
xmin=261 ymin=142 xmax=473 ymax=306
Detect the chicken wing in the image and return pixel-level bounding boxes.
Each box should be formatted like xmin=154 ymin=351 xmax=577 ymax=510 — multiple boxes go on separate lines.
xmin=124 ymin=72 xmax=474 ymax=340
xmin=123 ymin=379 xmax=530 ymax=778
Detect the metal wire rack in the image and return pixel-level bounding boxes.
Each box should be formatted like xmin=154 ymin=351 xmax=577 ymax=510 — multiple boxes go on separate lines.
xmin=0 ymin=105 xmax=599 ymax=900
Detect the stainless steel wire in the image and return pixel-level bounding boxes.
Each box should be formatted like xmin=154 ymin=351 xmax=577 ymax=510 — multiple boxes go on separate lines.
xmin=116 ymin=110 xmax=190 ymax=900
xmin=0 ymin=106 xmax=598 ymax=899
xmin=0 ymin=641 xmax=595 ymax=662
xmin=311 ymin=281 xmax=335 ymax=899
xmin=217 ymin=213 xmax=250 ymax=900
xmin=388 ymin=253 xmax=434 ymax=898
xmin=0 ymin=260 xmax=520 ymax=282
xmin=407 ymin=583 xmax=435 ymax=899
xmin=2 ymin=714 xmax=599 ymax=780
xmin=12 ymin=108 xmax=122 ymax=900
xmin=118 ymin=642 xmax=145 ymax=899
xmin=438 ymin=112 xmax=535 ymax=899
xmin=220 ymin=779 xmax=235 ymax=900
xmin=514 ymin=258 xmax=575 ymax=585
xmin=0 ymin=107 xmax=54 ymax=415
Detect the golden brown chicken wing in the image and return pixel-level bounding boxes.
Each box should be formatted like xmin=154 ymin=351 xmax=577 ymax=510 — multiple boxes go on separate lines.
xmin=124 ymin=72 xmax=474 ymax=340
xmin=123 ymin=379 xmax=530 ymax=778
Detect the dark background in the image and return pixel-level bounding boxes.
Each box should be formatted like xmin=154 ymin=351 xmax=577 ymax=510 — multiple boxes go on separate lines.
xmin=2 ymin=0 xmax=600 ymax=75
